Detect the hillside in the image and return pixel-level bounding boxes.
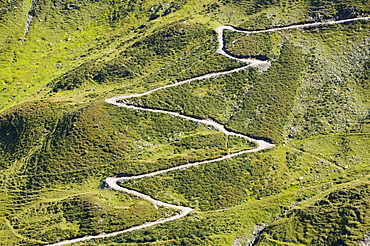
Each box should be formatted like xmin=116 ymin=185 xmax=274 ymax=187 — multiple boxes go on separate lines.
xmin=0 ymin=0 xmax=370 ymax=245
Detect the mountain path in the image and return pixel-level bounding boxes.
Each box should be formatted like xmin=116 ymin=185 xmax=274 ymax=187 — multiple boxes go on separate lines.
xmin=46 ymin=16 xmax=370 ymax=246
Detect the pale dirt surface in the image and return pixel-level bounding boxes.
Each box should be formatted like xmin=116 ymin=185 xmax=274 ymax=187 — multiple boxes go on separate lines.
xmin=46 ymin=16 xmax=370 ymax=246
xmin=358 ymin=232 xmax=370 ymax=246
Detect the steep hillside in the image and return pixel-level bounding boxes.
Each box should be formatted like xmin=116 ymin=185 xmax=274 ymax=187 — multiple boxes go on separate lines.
xmin=0 ymin=0 xmax=370 ymax=245
xmin=255 ymin=181 xmax=370 ymax=246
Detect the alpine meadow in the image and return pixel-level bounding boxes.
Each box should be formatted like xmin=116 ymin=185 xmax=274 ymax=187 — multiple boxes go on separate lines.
xmin=1 ymin=0 xmax=370 ymax=245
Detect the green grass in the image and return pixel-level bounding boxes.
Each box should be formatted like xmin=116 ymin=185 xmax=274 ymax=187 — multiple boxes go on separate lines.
xmin=0 ymin=98 xmax=254 ymax=245
xmin=68 ymin=133 xmax=370 ymax=245
xmin=256 ymin=180 xmax=370 ymax=246
xmin=1 ymin=0 xmax=370 ymax=245
xmin=11 ymin=189 xmax=175 ymax=245
xmin=0 ymin=0 xmax=217 ymax=113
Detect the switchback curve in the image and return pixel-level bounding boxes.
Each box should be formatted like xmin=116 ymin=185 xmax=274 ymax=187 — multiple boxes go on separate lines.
xmin=46 ymin=16 xmax=370 ymax=246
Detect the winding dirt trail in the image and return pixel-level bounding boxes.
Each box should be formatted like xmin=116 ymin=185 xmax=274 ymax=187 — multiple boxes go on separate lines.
xmin=46 ymin=16 xmax=370 ymax=246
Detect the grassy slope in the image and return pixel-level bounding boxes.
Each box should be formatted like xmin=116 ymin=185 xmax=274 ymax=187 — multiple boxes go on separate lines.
xmin=0 ymin=0 xmax=370 ymax=245
xmin=0 ymin=99 xmax=252 ymax=245
xmin=255 ymin=181 xmax=370 ymax=246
